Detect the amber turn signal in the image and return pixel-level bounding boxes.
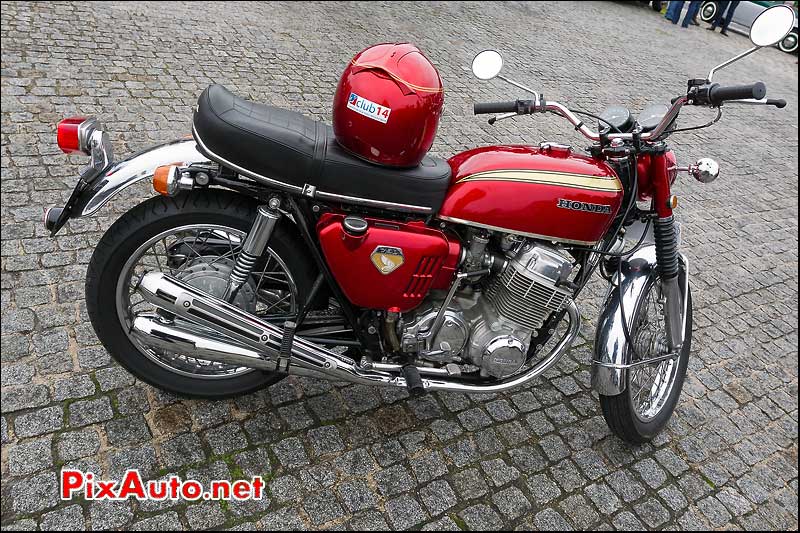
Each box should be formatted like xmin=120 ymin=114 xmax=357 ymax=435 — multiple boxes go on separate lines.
xmin=667 ymin=195 xmax=679 ymax=209
xmin=153 ymin=165 xmax=178 ymax=196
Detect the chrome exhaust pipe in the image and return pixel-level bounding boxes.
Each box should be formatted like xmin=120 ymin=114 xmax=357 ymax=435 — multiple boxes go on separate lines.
xmin=130 ymin=315 xmax=277 ymax=371
xmin=135 ymin=272 xmax=580 ymax=393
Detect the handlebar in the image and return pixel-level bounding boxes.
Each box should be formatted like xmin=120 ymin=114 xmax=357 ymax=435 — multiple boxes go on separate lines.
xmin=472 ymin=97 xmax=688 ymax=143
xmin=473 ymin=78 xmax=781 ymax=144
xmin=707 ymin=82 xmax=766 ymax=106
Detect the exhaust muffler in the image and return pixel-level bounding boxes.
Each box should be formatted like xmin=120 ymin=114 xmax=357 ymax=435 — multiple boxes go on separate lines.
xmin=130 ymin=315 xmax=277 ymax=371
xmin=134 ymin=272 xmax=580 ymax=393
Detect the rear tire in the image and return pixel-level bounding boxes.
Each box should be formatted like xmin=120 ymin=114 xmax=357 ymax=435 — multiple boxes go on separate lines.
xmin=600 ymin=281 xmax=693 ymax=444
xmin=86 ymin=190 xmax=315 ymax=399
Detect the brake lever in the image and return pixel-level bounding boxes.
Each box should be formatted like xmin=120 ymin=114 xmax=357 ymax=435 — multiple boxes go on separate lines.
xmin=488 ymin=112 xmax=517 ymax=125
xmin=725 ymin=98 xmax=786 ymax=108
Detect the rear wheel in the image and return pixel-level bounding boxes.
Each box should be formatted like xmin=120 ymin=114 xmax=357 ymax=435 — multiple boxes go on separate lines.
xmin=600 ymin=277 xmax=692 ymax=443
xmin=86 ymin=190 xmax=315 ymax=399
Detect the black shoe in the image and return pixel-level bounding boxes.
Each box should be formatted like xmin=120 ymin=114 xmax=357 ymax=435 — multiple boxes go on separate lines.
xmin=707 ymin=26 xmax=716 ymax=31
xmin=691 ymin=19 xmax=699 ymax=26
xmin=720 ymin=30 xmax=729 ymax=36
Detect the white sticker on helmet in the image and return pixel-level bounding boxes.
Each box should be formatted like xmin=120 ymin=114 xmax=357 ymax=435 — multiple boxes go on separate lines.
xmin=347 ymin=92 xmax=391 ymax=124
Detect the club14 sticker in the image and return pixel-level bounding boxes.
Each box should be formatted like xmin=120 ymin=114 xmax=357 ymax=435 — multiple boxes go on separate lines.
xmin=347 ymin=92 xmax=391 ymax=123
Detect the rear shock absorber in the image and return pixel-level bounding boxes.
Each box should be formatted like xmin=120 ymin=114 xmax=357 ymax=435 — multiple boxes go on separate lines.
xmin=653 ymin=215 xmax=683 ymax=350
xmin=223 ymin=197 xmax=281 ymax=302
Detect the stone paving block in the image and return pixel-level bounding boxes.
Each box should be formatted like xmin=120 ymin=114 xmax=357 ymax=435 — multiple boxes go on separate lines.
xmin=0 ymin=2 xmax=797 ymax=530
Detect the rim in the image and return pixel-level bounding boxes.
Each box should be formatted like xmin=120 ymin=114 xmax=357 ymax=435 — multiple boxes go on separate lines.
xmin=700 ymin=3 xmax=717 ymax=22
xmin=780 ymin=32 xmax=798 ymax=52
xmin=628 ymin=280 xmax=679 ymax=422
xmin=115 ymin=224 xmax=297 ymax=379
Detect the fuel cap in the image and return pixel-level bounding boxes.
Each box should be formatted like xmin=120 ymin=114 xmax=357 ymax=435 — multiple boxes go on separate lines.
xmin=342 ymin=216 xmax=368 ymax=236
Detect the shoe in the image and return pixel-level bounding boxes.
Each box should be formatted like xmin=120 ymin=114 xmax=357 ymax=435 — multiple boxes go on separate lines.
xmin=720 ymin=30 xmax=729 ymax=36
xmin=691 ymin=19 xmax=699 ymax=26
xmin=707 ymin=26 xmax=716 ymax=31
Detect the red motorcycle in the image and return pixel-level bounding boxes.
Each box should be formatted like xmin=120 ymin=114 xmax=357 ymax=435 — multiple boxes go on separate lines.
xmin=45 ymin=6 xmax=792 ymax=443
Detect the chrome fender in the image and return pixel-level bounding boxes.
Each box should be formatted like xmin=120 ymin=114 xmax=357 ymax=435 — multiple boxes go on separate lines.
xmin=76 ymin=138 xmax=209 ymax=216
xmin=591 ymin=245 xmax=689 ymax=396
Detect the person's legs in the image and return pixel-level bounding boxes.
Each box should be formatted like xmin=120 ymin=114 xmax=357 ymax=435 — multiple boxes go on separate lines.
xmin=682 ymin=1 xmax=701 ymax=27
xmin=666 ymin=1 xmax=686 ymax=23
xmin=720 ymin=0 xmax=740 ymax=34
xmin=708 ymin=0 xmax=730 ymax=30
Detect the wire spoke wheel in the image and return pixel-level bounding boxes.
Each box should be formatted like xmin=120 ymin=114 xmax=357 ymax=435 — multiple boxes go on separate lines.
xmin=116 ymin=224 xmax=298 ymax=380
xmin=628 ymin=281 xmax=680 ymax=422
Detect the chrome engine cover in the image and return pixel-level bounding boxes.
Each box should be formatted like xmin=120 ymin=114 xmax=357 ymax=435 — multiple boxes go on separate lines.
xmin=401 ymin=241 xmax=575 ymax=379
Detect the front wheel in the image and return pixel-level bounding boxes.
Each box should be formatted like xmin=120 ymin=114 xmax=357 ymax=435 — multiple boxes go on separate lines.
xmin=600 ymin=277 xmax=693 ymax=443
xmin=85 ymin=190 xmax=315 ymax=399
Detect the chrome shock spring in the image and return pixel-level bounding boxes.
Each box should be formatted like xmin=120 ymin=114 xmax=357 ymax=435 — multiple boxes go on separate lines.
xmin=223 ymin=199 xmax=281 ymax=302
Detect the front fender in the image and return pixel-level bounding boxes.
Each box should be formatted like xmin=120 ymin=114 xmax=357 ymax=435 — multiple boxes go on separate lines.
xmin=74 ymin=138 xmax=209 ymax=217
xmin=591 ymin=245 xmax=689 ymax=396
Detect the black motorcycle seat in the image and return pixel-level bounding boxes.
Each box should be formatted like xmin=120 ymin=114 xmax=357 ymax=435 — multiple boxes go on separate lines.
xmin=192 ymin=84 xmax=452 ymax=212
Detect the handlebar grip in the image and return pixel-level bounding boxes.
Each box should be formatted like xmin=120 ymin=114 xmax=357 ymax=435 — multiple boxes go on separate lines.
xmin=767 ymin=99 xmax=786 ymax=109
xmin=708 ymin=82 xmax=766 ymax=105
xmin=474 ymin=101 xmax=519 ymax=115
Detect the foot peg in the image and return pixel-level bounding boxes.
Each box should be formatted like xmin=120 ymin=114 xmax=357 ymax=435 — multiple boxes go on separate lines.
xmin=402 ymin=365 xmax=426 ymax=397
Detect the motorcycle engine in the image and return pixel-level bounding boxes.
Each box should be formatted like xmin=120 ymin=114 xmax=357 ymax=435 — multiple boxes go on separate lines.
xmin=401 ymin=238 xmax=574 ymax=378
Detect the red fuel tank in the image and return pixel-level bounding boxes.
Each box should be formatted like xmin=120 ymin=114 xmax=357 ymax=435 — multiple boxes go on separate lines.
xmin=317 ymin=213 xmax=460 ymax=312
xmin=439 ymin=145 xmax=623 ymax=246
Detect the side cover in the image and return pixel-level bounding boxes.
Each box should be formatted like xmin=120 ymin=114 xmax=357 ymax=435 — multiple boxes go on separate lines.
xmin=317 ymin=213 xmax=460 ymax=312
xmin=440 ymin=145 xmax=624 ymax=246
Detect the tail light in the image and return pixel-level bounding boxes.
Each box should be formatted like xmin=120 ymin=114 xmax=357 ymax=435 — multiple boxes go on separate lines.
xmin=57 ymin=117 xmax=96 ymax=154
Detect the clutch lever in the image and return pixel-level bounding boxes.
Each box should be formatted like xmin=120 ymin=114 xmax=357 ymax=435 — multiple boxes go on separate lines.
xmin=488 ymin=112 xmax=517 ymax=125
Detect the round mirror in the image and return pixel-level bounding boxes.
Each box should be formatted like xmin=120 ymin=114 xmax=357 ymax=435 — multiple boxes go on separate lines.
xmin=749 ymin=5 xmax=796 ymax=47
xmin=471 ymin=50 xmax=504 ymax=80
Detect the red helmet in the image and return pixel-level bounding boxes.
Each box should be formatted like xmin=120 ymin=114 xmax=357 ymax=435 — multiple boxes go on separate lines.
xmin=332 ymin=43 xmax=444 ymax=168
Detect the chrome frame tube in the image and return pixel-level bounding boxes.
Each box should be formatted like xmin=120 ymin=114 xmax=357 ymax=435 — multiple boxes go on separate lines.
xmin=135 ymin=272 xmax=581 ymax=394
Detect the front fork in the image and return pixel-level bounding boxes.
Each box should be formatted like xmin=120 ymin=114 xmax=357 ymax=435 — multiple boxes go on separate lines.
xmin=651 ymin=151 xmax=684 ymax=351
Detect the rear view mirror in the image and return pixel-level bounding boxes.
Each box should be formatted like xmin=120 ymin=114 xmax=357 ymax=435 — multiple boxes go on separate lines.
xmin=749 ymin=4 xmax=795 ymax=47
xmin=471 ymin=50 xmax=504 ymax=81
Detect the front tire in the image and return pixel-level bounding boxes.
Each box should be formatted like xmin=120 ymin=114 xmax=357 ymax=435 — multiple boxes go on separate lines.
xmin=86 ymin=190 xmax=315 ymax=399
xmin=600 ymin=279 xmax=693 ymax=444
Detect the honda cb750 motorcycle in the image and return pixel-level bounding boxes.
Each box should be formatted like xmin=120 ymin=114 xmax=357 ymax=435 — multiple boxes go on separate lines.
xmin=45 ymin=6 xmax=792 ymax=443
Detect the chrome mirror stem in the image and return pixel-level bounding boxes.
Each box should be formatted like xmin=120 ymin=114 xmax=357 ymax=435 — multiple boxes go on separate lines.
xmin=707 ymin=46 xmax=760 ymax=82
xmin=496 ymin=75 xmax=540 ymax=104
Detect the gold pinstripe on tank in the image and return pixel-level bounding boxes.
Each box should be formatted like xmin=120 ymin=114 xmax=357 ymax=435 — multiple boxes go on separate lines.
xmin=455 ymin=169 xmax=622 ymax=192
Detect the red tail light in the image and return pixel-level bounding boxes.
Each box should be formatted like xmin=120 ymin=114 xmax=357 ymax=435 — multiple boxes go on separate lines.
xmin=57 ymin=117 xmax=87 ymax=154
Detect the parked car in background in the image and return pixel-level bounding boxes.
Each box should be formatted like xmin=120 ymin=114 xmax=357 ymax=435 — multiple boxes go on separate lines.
xmin=700 ymin=0 xmax=799 ymax=53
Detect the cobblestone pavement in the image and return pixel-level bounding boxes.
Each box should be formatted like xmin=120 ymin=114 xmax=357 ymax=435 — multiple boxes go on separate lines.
xmin=2 ymin=1 xmax=798 ymax=530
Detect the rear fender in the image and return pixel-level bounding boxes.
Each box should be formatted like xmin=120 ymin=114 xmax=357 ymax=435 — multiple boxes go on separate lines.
xmin=74 ymin=138 xmax=209 ymax=217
